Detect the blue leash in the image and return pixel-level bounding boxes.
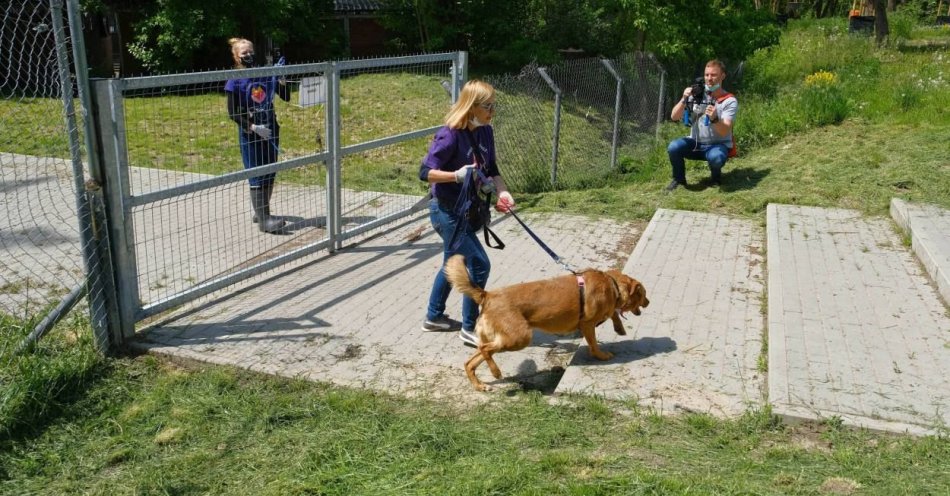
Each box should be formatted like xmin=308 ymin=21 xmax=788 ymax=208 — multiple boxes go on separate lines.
xmin=503 ymin=207 xmax=577 ymax=274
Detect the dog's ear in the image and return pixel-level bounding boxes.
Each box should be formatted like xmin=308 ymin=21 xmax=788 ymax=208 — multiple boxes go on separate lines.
xmin=628 ymin=280 xmax=649 ymax=315
xmin=608 ymin=271 xmax=630 ymax=304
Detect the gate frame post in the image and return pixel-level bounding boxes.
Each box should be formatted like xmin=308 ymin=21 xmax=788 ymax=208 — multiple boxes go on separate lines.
xmin=326 ymin=62 xmax=342 ymax=252
xmin=88 ymin=78 xmax=138 ymax=343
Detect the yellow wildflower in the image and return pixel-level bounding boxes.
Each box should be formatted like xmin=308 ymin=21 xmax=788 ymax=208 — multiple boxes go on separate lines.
xmin=805 ymin=70 xmax=837 ymax=87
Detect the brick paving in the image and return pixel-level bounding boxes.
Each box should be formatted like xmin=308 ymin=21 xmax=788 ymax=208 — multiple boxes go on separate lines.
xmin=7 ymin=151 xmax=949 ymax=434
xmin=133 ymin=211 xmax=642 ymax=398
xmin=555 ymin=209 xmax=766 ymax=417
xmin=767 ymin=204 xmax=950 ymax=436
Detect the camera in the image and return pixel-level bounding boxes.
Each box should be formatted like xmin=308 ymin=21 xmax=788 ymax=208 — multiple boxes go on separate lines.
xmin=688 ymin=78 xmax=706 ymax=105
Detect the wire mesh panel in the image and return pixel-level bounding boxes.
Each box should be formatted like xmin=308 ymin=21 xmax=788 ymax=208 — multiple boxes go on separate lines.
xmin=485 ymin=62 xmax=558 ymax=194
xmin=0 ymin=0 xmax=109 ymax=351
xmin=491 ymin=54 xmax=667 ymax=192
xmin=336 ymin=54 xmax=457 ymax=242
xmin=113 ymin=64 xmax=332 ymax=320
xmin=544 ymin=57 xmax=619 ymax=189
xmin=614 ymin=52 xmax=666 ymax=169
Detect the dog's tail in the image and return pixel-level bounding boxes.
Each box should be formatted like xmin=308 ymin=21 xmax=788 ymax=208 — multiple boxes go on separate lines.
xmin=444 ymin=255 xmax=486 ymax=305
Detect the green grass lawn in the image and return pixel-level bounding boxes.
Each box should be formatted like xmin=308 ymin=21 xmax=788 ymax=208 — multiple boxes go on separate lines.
xmin=2 ymin=346 xmax=947 ymax=495
xmin=3 ymin=17 xmax=950 ymax=496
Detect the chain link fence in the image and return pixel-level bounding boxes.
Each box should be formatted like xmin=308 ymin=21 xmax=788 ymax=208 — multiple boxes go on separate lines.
xmin=487 ymin=53 xmax=666 ymax=193
xmin=1 ymin=0 xmax=111 ymax=354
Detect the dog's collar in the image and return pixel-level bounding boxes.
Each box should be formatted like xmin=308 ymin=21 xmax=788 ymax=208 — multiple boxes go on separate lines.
xmin=606 ymin=273 xmax=623 ymax=308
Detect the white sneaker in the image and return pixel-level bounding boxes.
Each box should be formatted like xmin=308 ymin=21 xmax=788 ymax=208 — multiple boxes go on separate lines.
xmin=459 ymin=328 xmax=478 ymax=347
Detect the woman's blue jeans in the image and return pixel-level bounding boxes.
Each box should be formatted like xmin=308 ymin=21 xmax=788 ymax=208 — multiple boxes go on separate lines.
xmin=667 ymin=137 xmax=729 ymax=183
xmin=238 ymin=128 xmax=278 ymax=188
xmin=425 ymin=199 xmax=490 ymax=331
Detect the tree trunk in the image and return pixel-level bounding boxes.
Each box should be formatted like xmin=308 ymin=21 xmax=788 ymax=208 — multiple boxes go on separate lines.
xmin=871 ymin=0 xmax=889 ymax=45
xmin=887 ymin=0 xmax=896 ymax=11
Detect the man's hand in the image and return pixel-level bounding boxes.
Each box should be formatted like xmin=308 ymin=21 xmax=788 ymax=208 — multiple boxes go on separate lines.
xmin=682 ymin=87 xmax=693 ymax=101
xmin=704 ymin=105 xmax=718 ymax=123
xmin=454 ymin=164 xmax=475 ymax=183
xmin=495 ymin=191 xmax=515 ymax=212
xmin=250 ymin=124 xmax=272 ymax=140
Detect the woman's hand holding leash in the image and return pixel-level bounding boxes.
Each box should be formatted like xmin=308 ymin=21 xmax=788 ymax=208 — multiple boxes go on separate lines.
xmin=495 ymin=191 xmax=515 ymax=212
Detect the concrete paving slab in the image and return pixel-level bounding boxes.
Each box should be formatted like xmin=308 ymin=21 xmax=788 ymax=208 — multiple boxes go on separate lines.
xmin=891 ymin=198 xmax=950 ymax=307
xmin=132 ymin=211 xmax=641 ymax=399
xmin=767 ymin=204 xmax=950 ymax=436
xmin=555 ymin=209 xmax=766 ymax=417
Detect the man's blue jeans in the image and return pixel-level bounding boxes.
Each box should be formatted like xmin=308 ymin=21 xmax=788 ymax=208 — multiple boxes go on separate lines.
xmin=667 ymin=138 xmax=729 ymax=184
xmin=425 ymin=199 xmax=490 ymax=331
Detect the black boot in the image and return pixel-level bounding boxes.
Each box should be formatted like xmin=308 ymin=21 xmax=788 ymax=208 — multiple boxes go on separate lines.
xmin=262 ymin=182 xmax=279 ymax=220
xmin=249 ymin=187 xmax=286 ymax=234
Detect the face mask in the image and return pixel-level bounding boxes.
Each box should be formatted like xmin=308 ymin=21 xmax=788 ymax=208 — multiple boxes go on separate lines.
xmin=704 ymin=83 xmax=721 ymax=92
xmin=469 ymin=116 xmax=487 ymax=127
xmin=240 ymin=54 xmax=255 ymax=67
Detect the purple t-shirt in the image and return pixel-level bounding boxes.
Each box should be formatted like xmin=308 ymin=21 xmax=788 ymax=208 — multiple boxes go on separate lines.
xmin=421 ymin=126 xmax=500 ymax=205
xmin=224 ymin=77 xmax=278 ymax=128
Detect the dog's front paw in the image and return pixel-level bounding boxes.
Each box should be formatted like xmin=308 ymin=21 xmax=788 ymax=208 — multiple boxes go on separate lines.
xmin=475 ymin=383 xmax=493 ymax=392
xmin=591 ymin=350 xmax=614 ymax=361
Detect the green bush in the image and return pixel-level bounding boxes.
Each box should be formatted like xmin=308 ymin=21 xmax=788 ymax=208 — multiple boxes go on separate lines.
xmin=744 ymin=19 xmax=876 ymax=98
xmin=798 ymin=70 xmax=849 ymax=126
xmin=733 ymin=93 xmax=805 ymax=150
xmin=888 ymin=10 xmax=918 ymax=41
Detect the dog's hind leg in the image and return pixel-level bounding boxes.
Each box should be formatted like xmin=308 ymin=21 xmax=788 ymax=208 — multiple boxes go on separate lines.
xmin=481 ymin=317 xmax=532 ymax=380
xmin=465 ymin=350 xmax=491 ymax=391
xmin=480 ymin=346 xmax=503 ymax=379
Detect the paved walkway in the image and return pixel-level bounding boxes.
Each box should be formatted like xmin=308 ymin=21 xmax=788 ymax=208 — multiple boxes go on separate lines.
xmin=134 ymin=212 xmax=643 ymax=398
xmin=555 ymin=209 xmax=766 ymax=417
xmin=767 ymin=204 xmax=950 ymax=436
xmin=131 ymin=202 xmax=950 ymax=435
xmin=7 ymin=152 xmax=948 ymax=435
xmin=891 ymin=198 xmax=950 ymax=306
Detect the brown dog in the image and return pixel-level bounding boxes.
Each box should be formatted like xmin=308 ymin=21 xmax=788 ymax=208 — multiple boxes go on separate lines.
xmin=444 ymin=254 xmax=649 ymax=391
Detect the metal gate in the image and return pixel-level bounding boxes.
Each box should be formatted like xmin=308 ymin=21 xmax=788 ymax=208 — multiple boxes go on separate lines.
xmin=88 ymin=52 xmax=467 ymax=344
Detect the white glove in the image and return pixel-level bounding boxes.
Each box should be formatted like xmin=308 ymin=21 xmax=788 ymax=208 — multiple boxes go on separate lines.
xmin=250 ymin=124 xmax=272 ymax=140
xmin=454 ymin=164 xmax=475 ymax=183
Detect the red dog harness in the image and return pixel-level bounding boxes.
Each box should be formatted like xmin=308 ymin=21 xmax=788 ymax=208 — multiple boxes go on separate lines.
xmin=576 ymin=275 xmax=586 ymax=318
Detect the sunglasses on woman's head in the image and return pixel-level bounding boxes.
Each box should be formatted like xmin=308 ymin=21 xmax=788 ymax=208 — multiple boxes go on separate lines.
xmin=478 ymin=102 xmax=497 ymax=111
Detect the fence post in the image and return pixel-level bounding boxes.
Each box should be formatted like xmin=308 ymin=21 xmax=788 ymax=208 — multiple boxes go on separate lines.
xmin=65 ymin=0 xmax=114 ymax=352
xmin=656 ymin=66 xmax=666 ymax=142
xmin=326 ymin=62 xmax=342 ymax=252
xmin=452 ymin=51 xmax=468 ymax=100
xmin=537 ymin=67 xmax=562 ymax=188
xmin=85 ymin=182 xmax=117 ymax=351
xmin=89 ymin=78 xmax=138 ymax=343
xmin=601 ymin=59 xmax=622 ymax=169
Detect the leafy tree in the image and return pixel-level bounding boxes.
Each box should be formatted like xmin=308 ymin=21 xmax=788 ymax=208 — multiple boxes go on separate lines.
xmin=602 ymin=0 xmax=779 ymax=88
xmin=379 ymin=0 xmax=622 ymax=71
xmin=85 ymin=0 xmax=334 ymax=73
